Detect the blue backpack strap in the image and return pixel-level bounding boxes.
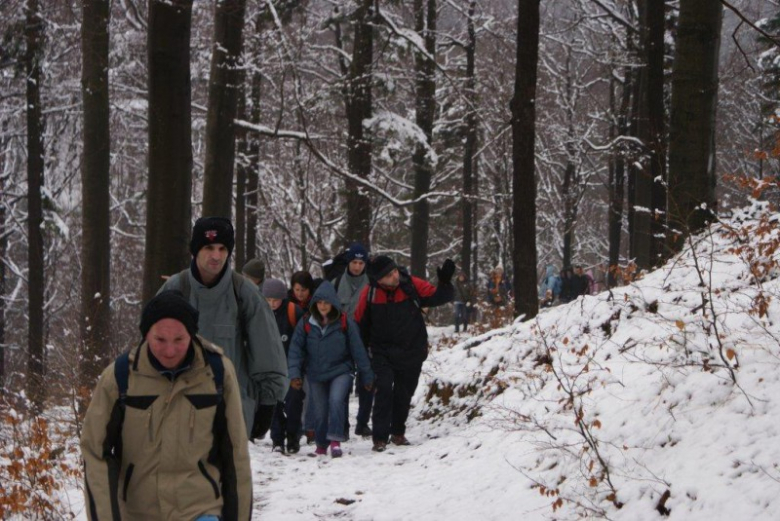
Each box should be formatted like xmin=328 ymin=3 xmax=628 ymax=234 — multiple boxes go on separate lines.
xmin=204 ymin=350 xmax=225 ymax=400
xmin=114 ymin=351 xmax=130 ymax=406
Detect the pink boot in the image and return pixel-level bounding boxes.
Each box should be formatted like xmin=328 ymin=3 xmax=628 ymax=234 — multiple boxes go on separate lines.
xmin=330 ymin=441 xmax=343 ymax=458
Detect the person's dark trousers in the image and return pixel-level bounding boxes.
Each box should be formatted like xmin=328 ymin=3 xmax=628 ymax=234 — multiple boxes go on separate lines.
xmin=371 ymin=354 xmax=423 ymax=443
xmin=356 ymin=373 xmax=374 ymax=428
xmin=270 ymin=386 xmax=305 ymax=445
xmin=454 ymin=302 xmax=468 ymax=332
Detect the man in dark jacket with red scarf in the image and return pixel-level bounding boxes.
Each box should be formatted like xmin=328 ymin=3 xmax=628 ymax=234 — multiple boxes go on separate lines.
xmin=355 ymin=255 xmax=455 ymax=452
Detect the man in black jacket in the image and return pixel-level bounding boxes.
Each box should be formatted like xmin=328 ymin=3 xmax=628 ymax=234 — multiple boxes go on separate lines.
xmin=355 ymin=256 xmax=455 ymax=452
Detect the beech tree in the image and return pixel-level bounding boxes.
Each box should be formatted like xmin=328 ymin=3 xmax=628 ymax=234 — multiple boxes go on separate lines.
xmin=511 ymin=0 xmax=540 ymax=319
xmin=141 ymin=0 xmax=194 ymax=303
xmin=79 ymin=0 xmax=112 ymax=395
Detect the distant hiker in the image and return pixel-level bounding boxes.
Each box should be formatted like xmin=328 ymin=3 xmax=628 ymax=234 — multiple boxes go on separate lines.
xmin=453 ymin=271 xmax=475 ymax=333
xmin=242 ymin=258 xmax=266 ymax=287
xmin=158 ymin=217 xmax=288 ymax=440
xmin=263 ymin=278 xmax=306 ymax=454
xmin=538 ymin=264 xmax=561 ymax=306
xmin=572 ymin=265 xmax=590 ymax=298
xmin=289 ymin=270 xmax=315 ymax=309
xmin=559 ymin=267 xmax=576 ymax=303
xmin=355 ymin=256 xmax=455 ymax=452
xmin=591 ymin=264 xmax=607 ymax=293
xmin=81 ymin=290 xmax=252 ymax=520
xmin=487 ymin=266 xmax=510 ymax=307
xmin=328 ymin=242 xmax=374 ymax=437
xmin=288 ymin=281 xmax=374 ymax=458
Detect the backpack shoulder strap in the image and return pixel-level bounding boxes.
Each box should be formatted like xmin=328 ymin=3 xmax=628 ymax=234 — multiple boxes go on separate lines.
xmin=287 ymin=301 xmax=297 ymax=328
xmin=204 ymin=350 xmax=225 ymax=400
xmin=114 ymin=351 xmax=130 ymax=406
xmin=303 ymin=313 xmax=311 ymax=334
xmin=231 ymin=271 xmax=245 ymax=309
xmin=178 ymin=269 xmax=191 ymax=301
xmin=340 ymin=313 xmax=348 ymax=332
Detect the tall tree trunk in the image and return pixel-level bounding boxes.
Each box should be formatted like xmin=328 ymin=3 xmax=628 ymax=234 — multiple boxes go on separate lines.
xmin=202 ymin=0 xmax=248 ymax=219
xmin=25 ymin=0 xmax=46 ymax=410
xmin=561 ymin=50 xmax=577 ymax=269
xmin=142 ymin=0 xmax=194 ymax=304
xmin=608 ymin=64 xmax=631 ymax=287
xmin=646 ymin=0 xmax=667 ymax=263
xmin=461 ymin=0 xmax=477 ymax=281
xmin=235 ymin=86 xmax=247 ymax=270
xmin=0 ymin=123 xmax=7 ymax=394
xmin=80 ymin=0 xmax=112 ymax=397
xmin=410 ymin=0 xmax=436 ymax=277
xmin=667 ymin=0 xmax=723 ymax=248
xmin=631 ymin=0 xmax=667 ymax=269
xmin=344 ymin=0 xmax=374 ymax=249
xmin=245 ymin=15 xmax=262 ymax=261
xmin=511 ymin=0 xmax=540 ymax=320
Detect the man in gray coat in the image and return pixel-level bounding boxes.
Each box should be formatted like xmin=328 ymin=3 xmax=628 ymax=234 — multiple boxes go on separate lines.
xmin=159 ymin=216 xmax=288 ymax=440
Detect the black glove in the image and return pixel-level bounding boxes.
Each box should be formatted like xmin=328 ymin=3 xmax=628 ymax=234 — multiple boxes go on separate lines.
xmin=250 ymin=403 xmax=276 ymax=441
xmin=437 ymin=259 xmax=456 ymax=285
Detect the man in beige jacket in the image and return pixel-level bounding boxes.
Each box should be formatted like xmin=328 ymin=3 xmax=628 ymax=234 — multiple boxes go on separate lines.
xmin=81 ymin=290 xmax=252 ymax=520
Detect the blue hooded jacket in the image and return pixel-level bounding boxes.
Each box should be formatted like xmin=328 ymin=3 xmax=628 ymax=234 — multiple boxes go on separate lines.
xmin=539 ymin=265 xmax=562 ymax=299
xmin=288 ymin=281 xmax=374 ymax=385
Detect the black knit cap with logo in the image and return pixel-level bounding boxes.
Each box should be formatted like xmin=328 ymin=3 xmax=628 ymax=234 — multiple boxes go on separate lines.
xmin=140 ymin=290 xmax=199 ymax=339
xmin=189 ymin=216 xmax=235 ymax=257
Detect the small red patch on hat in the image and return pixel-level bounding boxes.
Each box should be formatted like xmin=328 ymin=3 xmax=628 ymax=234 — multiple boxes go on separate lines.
xmin=205 ymin=230 xmax=218 ymax=241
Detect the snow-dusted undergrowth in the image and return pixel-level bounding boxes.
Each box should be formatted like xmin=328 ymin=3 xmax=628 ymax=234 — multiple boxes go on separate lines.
xmin=422 ymin=204 xmax=780 ymax=520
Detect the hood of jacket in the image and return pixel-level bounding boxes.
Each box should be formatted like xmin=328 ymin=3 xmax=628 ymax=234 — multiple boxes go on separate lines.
xmin=309 ymin=280 xmax=343 ymax=315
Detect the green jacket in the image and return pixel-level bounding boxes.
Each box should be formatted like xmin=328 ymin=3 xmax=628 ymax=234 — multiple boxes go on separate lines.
xmin=161 ymin=267 xmax=288 ymax=434
xmin=80 ymin=337 xmax=252 ymax=520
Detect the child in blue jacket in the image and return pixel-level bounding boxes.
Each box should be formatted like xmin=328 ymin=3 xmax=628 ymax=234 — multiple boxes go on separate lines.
xmin=288 ymin=281 xmax=374 ymax=457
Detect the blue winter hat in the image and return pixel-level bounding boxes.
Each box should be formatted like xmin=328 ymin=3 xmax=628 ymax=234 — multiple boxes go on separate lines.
xmin=346 ymin=242 xmax=368 ymax=262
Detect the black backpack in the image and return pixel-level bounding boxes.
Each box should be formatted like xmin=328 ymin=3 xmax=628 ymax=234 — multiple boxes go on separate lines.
xmin=322 ymin=250 xmax=351 ymax=287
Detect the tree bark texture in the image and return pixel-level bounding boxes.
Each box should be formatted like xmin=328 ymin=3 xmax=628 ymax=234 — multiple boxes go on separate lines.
xmin=344 ymin=0 xmax=374 ymax=249
xmin=80 ymin=0 xmax=112 ymax=394
xmin=410 ymin=0 xmax=436 ymax=277
xmin=667 ymin=0 xmax=723 ymax=248
xmin=235 ymin=85 xmax=247 ymax=270
xmin=511 ymin=0 xmax=540 ymax=320
xmin=461 ymin=0 xmax=477 ymax=281
xmin=631 ymin=0 xmax=667 ymax=269
xmin=608 ymin=66 xmax=630 ymax=287
xmin=25 ymin=0 xmax=46 ymax=409
xmin=202 ymin=0 xmax=248 ymax=219
xmin=0 ymin=123 xmax=7 ymax=393
xmin=142 ymin=0 xmax=194 ymax=304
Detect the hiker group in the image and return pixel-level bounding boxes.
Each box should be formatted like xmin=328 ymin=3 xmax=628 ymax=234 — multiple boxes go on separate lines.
xmin=80 ymin=216 xmax=455 ymax=520
xmin=538 ymin=263 xmax=608 ymax=308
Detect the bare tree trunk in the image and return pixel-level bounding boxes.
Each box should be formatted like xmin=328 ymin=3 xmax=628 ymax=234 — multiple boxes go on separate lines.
xmin=667 ymin=0 xmax=723 ymax=248
xmin=561 ymin=51 xmax=577 ymax=269
xmin=344 ymin=0 xmax=374 ymax=249
xmin=461 ymin=0 xmax=477 ymax=281
xmin=142 ymin=0 xmax=193 ymax=304
xmin=25 ymin=0 xmax=46 ymax=410
xmin=646 ymin=0 xmax=667 ymax=263
xmin=511 ymin=0 xmax=540 ymax=320
xmin=245 ymin=15 xmax=262 ymax=261
xmin=410 ymin=0 xmax=436 ymax=277
xmin=608 ymin=65 xmax=630 ymax=287
xmin=0 ymin=123 xmax=7 ymax=394
xmin=235 ymin=86 xmax=247 ymax=270
xmin=202 ymin=0 xmax=248 ymax=219
xmin=80 ymin=0 xmax=112 ymax=397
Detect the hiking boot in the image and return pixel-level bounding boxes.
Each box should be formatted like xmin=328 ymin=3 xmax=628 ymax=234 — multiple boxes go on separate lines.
xmin=286 ymin=435 xmax=301 ymax=454
xmin=305 ymin=430 xmax=316 ymax=445
xmin=390 ymin=434 xmax=410 ymax=446
xmin=330 ymin=441 xmax=343 ymax=458
xmin=354 ymin=424 xmax=372 ymax=437
xmin=372 ymin=441 xmax=387 ymax=453
xmin=272 ymin=443 xmax=285 ymax=454
xmin=312 ymin=445 xmax=327 ymax=456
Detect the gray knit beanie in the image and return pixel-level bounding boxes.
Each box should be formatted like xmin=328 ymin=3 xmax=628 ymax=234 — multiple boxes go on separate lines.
xmin=261 ymin=278 xmax=287 ymax=300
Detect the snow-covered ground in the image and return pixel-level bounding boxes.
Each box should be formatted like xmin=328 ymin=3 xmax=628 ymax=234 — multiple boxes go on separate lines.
xmin=18 ymin=204 xmax=780 ymax=520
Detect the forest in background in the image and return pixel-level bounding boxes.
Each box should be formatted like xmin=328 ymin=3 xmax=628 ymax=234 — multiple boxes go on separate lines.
xmin=0 ymin=0 xmax=779 ymax=407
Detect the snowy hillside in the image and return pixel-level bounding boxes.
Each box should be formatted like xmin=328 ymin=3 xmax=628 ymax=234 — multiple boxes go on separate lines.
xmin=252 ymin=204 xmax=780 ymax=520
